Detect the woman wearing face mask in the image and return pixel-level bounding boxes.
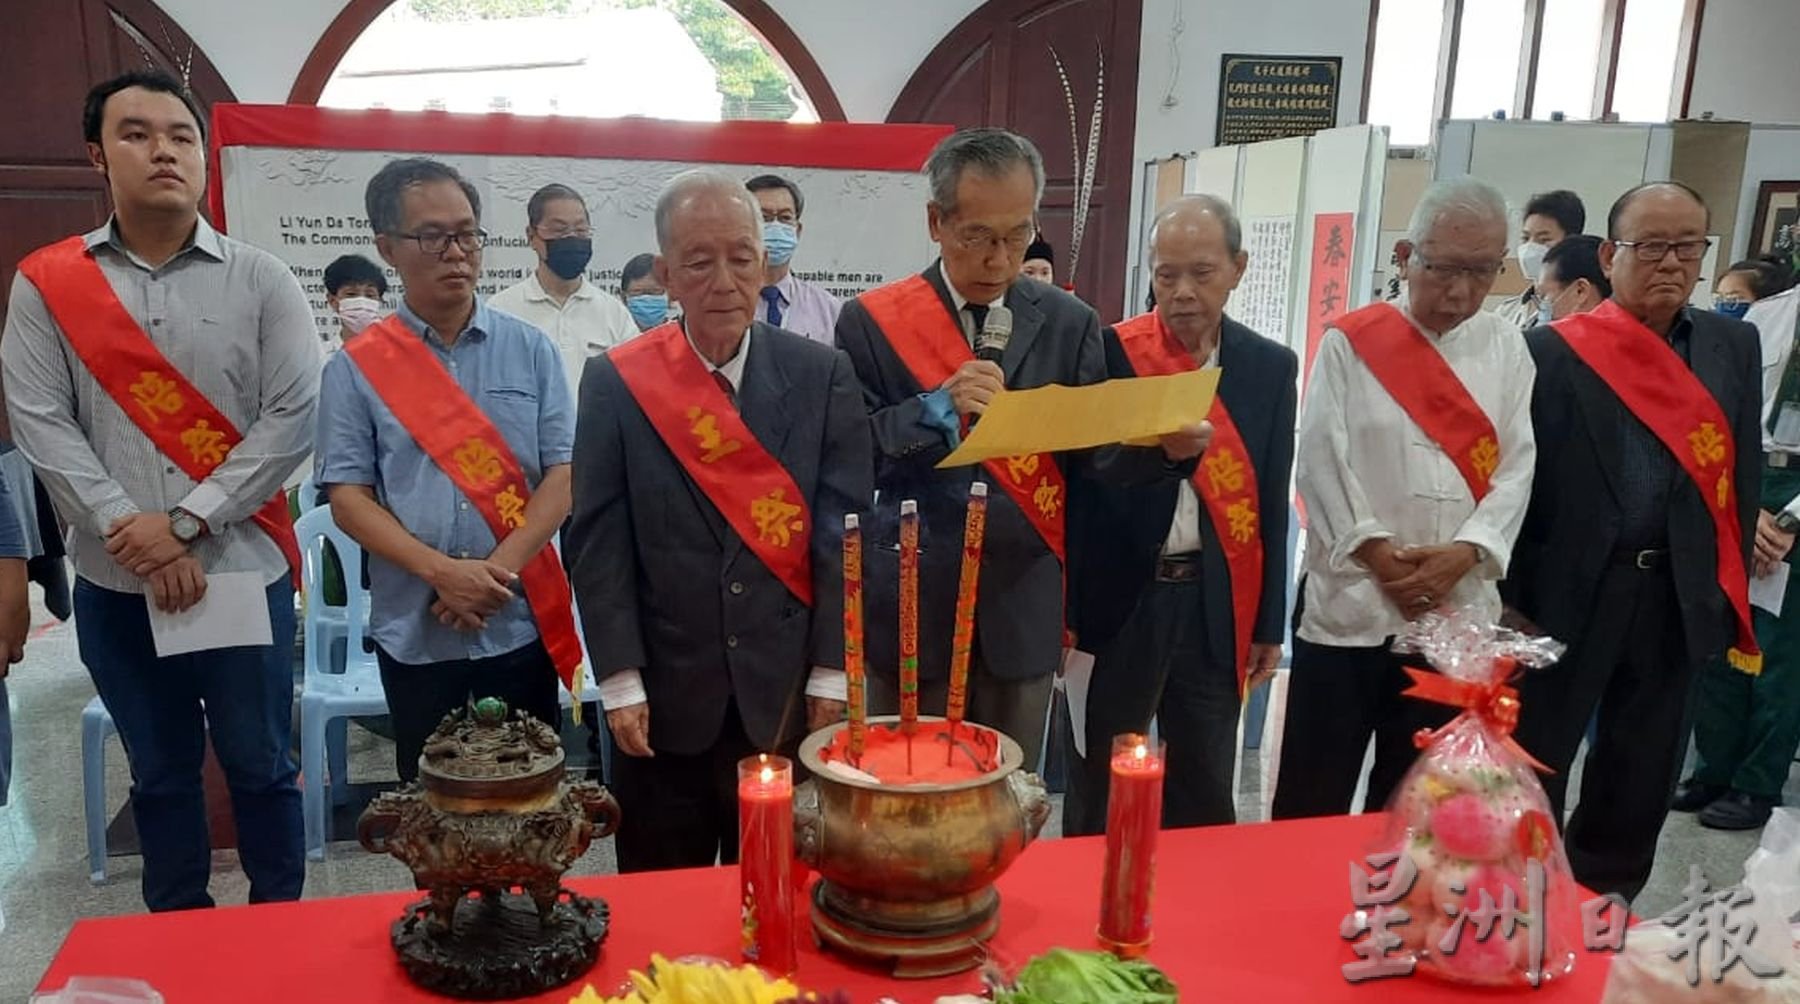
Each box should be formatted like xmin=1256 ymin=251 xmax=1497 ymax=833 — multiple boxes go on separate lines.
xmin=1532 ymin=235 xmax=1611 ymax=325
xmin=1714 ymin=255 xmax=1797 ymax=319
xmin=323 ymin=253 xmax=389 ymax=351
xmin=1495 ymin=189 xmax=1587 ymax=332
xmin=618 ymin=252 xmax=669 ymax=331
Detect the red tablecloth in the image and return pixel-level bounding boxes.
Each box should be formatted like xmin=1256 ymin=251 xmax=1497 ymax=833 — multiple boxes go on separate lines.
xmin=38 ymin=814 xmax=1615 ymax=1002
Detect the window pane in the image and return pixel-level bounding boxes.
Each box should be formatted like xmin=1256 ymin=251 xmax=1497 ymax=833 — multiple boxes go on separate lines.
xmin=1367 ymin=0 xmax=1447 ymax=146
xmin=1612 ymin=0 xmax=1685 ymax=122
xmin=1531 ymin=0 xmax=1606 ymax=120
xmin=1450 ymin=1 xmax=1525 ymax=120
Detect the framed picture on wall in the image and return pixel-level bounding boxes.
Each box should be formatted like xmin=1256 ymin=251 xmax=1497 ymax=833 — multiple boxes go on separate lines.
xmin=1748 ymin=181 xmax=1800 ymax=259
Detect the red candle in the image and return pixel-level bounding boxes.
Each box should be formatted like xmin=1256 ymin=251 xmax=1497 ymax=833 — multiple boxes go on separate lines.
xmin=945 ymin=482 xmax=988 ymax=748
xmin=738 ymin=754 xmax=796 ymax=975
xmin=1098 ymin=734 xmax=1164 ymax=957
xmin=898 ymin=499 xmax=921 ymax=768
xmin=843 ymin=513 xmax=866 ymax=765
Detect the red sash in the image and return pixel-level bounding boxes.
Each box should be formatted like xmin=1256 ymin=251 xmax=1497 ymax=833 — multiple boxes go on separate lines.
xmin=1336 ymin=302 xmax=1503 ymax=501
xmin=607 ymin=323 xmax=814 ymax=605
xmin=1114 ymin=311 xmax=1263 ymax=695
xmin=856 ymin=275 xmax=1067 ymax=562
xmin=1552 ymin=300 xmax=1761 ymax=673
xmin=15 ymin=237 xmax=299 ymax=586
xmin=343 ymin=317 xmax=586 ymax=699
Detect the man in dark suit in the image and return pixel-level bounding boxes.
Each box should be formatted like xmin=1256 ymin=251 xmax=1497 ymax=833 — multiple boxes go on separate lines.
xmin=567 ymin=170 xmax=871 ymax=872
xmin=1508 ymin=182 xmax=1763 ymax=902
xmin=1063 ymin=195 xmax=1297 ymax=834
xmin=835 ymin=128 xmax=1207 ymax=770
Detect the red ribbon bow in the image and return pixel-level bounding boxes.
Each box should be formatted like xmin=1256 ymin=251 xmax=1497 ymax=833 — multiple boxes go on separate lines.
xmin=1402 ymin=658 xmax=1552 ymax=774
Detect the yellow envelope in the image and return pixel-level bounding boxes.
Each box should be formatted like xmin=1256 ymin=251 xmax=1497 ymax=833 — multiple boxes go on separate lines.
xmin=937 ymin=370 xmax=1220 ymax=468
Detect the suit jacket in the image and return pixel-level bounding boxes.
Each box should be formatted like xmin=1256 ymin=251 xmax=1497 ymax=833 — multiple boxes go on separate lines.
xmin=566 ymin=323 xmax=872 ymax=755
xmin=1504 ymin=308 xmax=1761 ymax=664
xmin=1067 ymin=317 xmax=1299 ymax=662
xmin=835 ymin=263 xmax=1154 ymax=683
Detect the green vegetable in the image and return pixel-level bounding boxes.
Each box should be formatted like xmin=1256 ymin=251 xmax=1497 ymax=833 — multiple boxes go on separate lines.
xmin=994 ymin=949 xmax=1178 ymax=1004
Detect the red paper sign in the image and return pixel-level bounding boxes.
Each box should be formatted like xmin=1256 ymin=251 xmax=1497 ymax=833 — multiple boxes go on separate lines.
xmin=1304 ymin=212 xmax=1356 ymax=382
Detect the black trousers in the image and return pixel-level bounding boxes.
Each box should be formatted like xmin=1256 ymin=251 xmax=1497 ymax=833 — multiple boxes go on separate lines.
xmin=1271 ymin=636 xmax=1452 ymax=819
xmin=609 ymin=701 xmax=760 ymax=873
xmin=375 ymin=639 xmax=563 ymax=784
xmin=1513 ymin=564 xmax=1693 ymax=903
xmin=1063 ymin=577 xmax=1241 ymax=836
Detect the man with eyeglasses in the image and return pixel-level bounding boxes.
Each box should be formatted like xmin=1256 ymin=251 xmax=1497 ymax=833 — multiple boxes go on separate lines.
xmin=1507 ymin=182 xmax=1762 ymax=900
xmin=1274 ymin=177 xmax=1537 ymax=821
xmin=834 ymin=128 xmax=1209 ymax=770
xmin=490 ymin=183 xmax=641 ymax=400
xmin=746 ymin=174 xmax=841 ymax=344
xmin=316 ymin=157 xmax=582 ymax=783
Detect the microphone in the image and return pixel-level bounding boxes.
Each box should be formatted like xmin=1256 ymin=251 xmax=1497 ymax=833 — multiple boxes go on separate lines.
xmin=975 ymin=304 xmax=1012 ymax=365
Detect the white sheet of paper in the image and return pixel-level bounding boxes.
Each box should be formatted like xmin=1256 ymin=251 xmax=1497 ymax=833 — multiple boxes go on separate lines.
xmin=1058 ymin=647 xmax=1096 ymax=759
xmin=146 ymin=571 xmax=274 ymax=657
xmin=1752 ymin=563 xmax=1790 ymax=616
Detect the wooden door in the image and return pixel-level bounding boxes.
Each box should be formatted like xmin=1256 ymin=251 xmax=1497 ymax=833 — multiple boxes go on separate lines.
xmin=887 ymin=0 xmax=1143 ymax=321
xmin=0 ymin=0 xmax=234 ymax=307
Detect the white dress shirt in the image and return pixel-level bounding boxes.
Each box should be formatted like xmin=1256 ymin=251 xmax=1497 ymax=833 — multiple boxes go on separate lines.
xmin=595 ymin=325 xmax=845 ymax=710
xmin=1163 ymin=344 xmax=1220 ymax=556
xmin=1296 ymin=304 xmax=1537 ymax=646
xmin=488 ymin=273 xmax=640 ymax=401
xmin=946 ymin=280 xmax=1006 ymax=344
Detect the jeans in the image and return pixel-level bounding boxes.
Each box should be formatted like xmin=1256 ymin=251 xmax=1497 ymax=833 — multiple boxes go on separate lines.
xmin=75 ymin=576 xmax=303 ymax=911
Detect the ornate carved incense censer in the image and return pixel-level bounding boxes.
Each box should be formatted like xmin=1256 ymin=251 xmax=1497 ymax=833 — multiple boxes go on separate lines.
xmin=358 ymin=698 xmax=621 ymax=1000
xmin=796 ymin=715 xmax=1051 ymax=978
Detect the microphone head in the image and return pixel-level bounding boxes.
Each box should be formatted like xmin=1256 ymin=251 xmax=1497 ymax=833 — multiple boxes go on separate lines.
xmin=976 ymin=304 xmax=1013 ymax=358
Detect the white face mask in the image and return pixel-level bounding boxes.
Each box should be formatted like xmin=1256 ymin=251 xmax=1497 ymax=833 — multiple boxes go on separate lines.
xmin=1516 ymin=241 xmax=1550 ymax=284
xmin=335 ymin=296 xmax=383 ymax=334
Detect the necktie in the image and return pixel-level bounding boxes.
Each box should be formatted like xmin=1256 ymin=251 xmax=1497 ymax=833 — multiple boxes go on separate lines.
xmin=760 ymin=286 xmax=784 ymax=328
xmin=712 ymin=369 xmax=737 ymax=408
xmin=967 ymin=305 xmax=988 ymax=346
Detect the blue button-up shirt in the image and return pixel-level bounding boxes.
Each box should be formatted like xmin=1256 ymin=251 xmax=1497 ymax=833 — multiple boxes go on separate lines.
xmin=315 ymin=299 xmax=575 ymax=665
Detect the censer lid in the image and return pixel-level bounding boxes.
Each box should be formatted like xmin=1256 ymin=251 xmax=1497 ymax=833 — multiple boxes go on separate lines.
xmin=418 ymin=697 xmax=565 ymax=798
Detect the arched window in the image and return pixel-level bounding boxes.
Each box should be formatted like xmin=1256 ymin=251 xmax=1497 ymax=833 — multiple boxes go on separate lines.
xmin=316 ymin=0 xmax=821 ymax=122
xmin=1366 ymin=0 xmax=1699 ymax=146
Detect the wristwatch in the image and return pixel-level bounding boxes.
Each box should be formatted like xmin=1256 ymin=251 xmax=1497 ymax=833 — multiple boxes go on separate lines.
xmin=1777 ymin=511 xmax=1800 ymax=534
xmin=168 ymin=507 xmax=206 ymax=544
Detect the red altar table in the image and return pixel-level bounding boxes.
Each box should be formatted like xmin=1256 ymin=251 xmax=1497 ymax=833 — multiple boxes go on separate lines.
xmin=37 ymin=814 xmax=1615 ymax=1002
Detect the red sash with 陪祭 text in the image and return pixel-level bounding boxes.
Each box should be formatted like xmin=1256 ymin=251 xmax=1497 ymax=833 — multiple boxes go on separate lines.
xmin=1114 ymin=310 xmax=1262 ymax=695
xmin=857 ymin=274 xmax=1067 ymax=562
xmin=343 ymin=316 xmax=586 ymax=699
xmin=15 ymin=236 xmax=299 ymax=586
xmin=1552 ymin=299 xmax=1761 ymax=674
xmin=608 ymin=322 xmax=815 ymax=605
xmin=1336 ymin=302 xmax=1503 ymax=502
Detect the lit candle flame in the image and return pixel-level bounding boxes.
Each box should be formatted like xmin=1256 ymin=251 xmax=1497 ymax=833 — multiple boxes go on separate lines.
xmin=760 ymin=765 xmax=774 ymax=784
xmin=1134 ymin=742 xmax=1148 ymax=761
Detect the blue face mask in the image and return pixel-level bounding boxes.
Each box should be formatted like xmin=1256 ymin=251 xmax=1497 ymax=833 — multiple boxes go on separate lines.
xmin=1715 ymin=298 xmax=1751 ymax=320
xmin=626 ymin=293 xmax=669 ymax=329
xmin=1536 ymin=301 xmax=1555 ymax=326
xmin=763 ymin=222 xmax=799 ymax=266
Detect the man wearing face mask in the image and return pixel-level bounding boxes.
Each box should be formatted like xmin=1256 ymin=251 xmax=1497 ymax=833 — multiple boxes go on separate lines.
xmin=1533 ymin=235 xmax=1610 ymax=325
xmin=491 ymin=183 xmax=640 ymax=399
xmin=618 ymin=252 xmax=668 ymax=332
xmin=1497 ymin=189 xmax=1587 ymax=333
xmin=323 ymin=254 xmax=389 ymax=352
xmin=747 ymin=174 xmax=841 ymax=344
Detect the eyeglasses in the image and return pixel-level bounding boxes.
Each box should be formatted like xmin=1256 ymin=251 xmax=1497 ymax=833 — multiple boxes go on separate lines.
xmin=535 ymin=225 xmax=592 ymax=240
xmin=1413 ymin=253 xmax=1505 ymax=283
xmin=948 ymin=225 xmax=1037 ymax=255
xmin=397 ymin=229 xmax=488 ymax=257
xmin=1614 ymin=239 xmax=1712 ymax=262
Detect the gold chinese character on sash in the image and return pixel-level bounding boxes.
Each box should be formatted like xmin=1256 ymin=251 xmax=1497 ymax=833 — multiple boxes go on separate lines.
xmin=1005 ymin=454 xmax=1041 ymax=485
xmin=495 ymin=483 xmax=528 ymax=529
xmin=1689 ymin=422 xmax=1726 ymax=468
xmin=1226 ymin=498 xmax=1259 ymax=544
xmin=129 ymin=371 xmax=183 ymax=425
xmin=1032 ymin=478 xmax=1062 ymax=519
xmin=750 ymin=488 xmax=805 ymax=548
xmin=1203 ymin=449 xmax=1247 ymax=495
xmin=453 ymin=437 xmax=504 ymax=488
xmin=179 ymin=419 xmax=229 ymax=465
xmin=686 ymin=406 xmax=742 ymax=464
xmin=1468 ymin=436 xmax=1500 ymax=482
xmin=1716 ymin=471 xmax=1731 ymax=511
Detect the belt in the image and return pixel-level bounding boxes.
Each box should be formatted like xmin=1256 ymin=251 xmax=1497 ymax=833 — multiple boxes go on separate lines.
xmin=1610 ymin=547 xmax=1669 ymax=570
xmin=1771 ymin=450 xmax=1799 ymax=469
xmin=1155 ymin=554 xmax=1200 ymax=582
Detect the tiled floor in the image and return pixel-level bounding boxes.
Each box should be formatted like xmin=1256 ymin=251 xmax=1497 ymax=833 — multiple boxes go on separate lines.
xmin=0 ymin=590 xmax=1784 ymax=1001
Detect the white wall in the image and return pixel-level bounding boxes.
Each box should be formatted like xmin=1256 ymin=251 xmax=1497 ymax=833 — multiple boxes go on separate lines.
xmin=1686 ymin=0 xmax=1800 ymax=125
xmin=1729 ymin=126 xmax=1800 ymax=261
xmin=154 ymin=0 xmax=347 ymax=103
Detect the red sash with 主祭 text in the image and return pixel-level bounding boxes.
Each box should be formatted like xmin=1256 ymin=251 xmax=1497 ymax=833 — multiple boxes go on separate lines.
xmin=343 ymin=316 xmax=587 ymax=701
xmin=607 ymin=322 xmax=815 ymax=605
xmin=856 ymin=274 xmax=1067 ymax=563
xmin=15 ymin=236 xmax=299 ymax=586
xmin=1114 ymin=310 xmax=1262 ymax=696
xmin=1552 ymin=299 xmax=1761 ymax=674
xmin=1335 ymin=302 xmax=1503 ymax=502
